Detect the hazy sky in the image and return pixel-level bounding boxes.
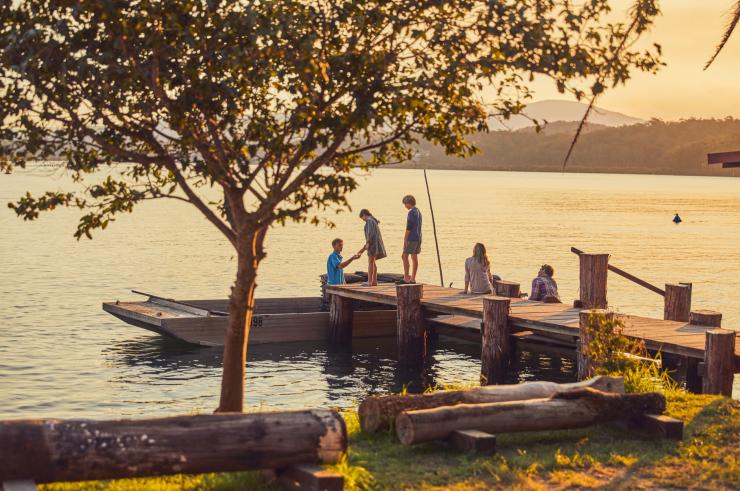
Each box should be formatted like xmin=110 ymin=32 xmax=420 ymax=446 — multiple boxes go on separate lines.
xmin=496 ymin=1 xmax=740 ymax=120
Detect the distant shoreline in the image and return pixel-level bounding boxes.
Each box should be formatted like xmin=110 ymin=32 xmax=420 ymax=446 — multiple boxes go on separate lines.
xmin=387 ymin=163 xmax=739 ymax=178
xmin=11 ymin=160 xmax=739 ymax=178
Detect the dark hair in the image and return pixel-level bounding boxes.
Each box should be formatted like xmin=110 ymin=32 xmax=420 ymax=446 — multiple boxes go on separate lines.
xmin=331 ymin=238 xmax=343 ymax=247
xmin=359 ymin=209 xmax=379 ymax=223
xmin=541 ymin=264 xmax=554 ymax=277
xmin=402 ymin=195 xmax=416 ymax=206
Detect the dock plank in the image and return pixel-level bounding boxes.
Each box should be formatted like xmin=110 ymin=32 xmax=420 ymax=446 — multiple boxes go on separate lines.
xmin=326 ymin=283 xmax=740 ymax=367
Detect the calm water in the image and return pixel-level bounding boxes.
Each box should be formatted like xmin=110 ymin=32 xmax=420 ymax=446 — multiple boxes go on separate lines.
xmin=1 ymin=168 xmax=738 ymax=419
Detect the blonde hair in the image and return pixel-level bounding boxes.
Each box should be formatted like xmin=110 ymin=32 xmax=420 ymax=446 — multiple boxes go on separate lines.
xmin=473 ymin=243 xmax=490 ymax=268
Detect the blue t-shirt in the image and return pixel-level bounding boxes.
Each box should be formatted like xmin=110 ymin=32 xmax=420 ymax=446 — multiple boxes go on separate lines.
xmin=326 ymin=251 xmax=345 ymax=285
xmin=406 ymin=207 xmax=422 ymax=242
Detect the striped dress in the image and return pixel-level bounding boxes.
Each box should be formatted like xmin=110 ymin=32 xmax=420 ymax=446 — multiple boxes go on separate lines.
xmin=364 ymin=216 xmax=387 ymax=260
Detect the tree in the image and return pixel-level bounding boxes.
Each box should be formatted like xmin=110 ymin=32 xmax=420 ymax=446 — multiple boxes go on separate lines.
xmin=705 ymin=0 xmax=740 ymax=69
xmin=0 ymin=0 xmax=661 ymax=412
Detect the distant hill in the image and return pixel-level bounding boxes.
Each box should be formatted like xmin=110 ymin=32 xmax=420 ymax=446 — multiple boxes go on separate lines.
xmin=490 ymin=99 xmax=644 ymax=130
xmin=406 ymin=118 xmax=740 ymax=176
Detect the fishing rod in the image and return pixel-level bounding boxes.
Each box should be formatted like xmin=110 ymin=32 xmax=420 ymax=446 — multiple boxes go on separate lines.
xmin=423 ymin=169 xmax=444 ymax=287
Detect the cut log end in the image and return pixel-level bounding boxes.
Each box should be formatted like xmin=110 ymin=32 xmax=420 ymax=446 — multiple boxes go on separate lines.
xmin=357 ymin=398 xmax=382 ymax=434
xmin=315 ymin=410 xmax=348 ymax=463
xmin=395 ymin=413 xmax=415 ymax=446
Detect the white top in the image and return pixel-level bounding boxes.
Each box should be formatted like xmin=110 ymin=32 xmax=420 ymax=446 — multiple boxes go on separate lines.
xmin=465 ymin=257 xmax=494 ymax=294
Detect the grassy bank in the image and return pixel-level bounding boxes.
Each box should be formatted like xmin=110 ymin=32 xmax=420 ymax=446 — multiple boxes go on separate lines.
xmin=42 ymin=392 xmax=738 ymax=491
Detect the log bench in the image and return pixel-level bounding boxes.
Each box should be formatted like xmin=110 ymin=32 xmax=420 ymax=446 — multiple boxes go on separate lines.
xmin=0 ymin=410 xmax=346 ymax=491
xmin=393 ymin=388 xmax=682 ymax=449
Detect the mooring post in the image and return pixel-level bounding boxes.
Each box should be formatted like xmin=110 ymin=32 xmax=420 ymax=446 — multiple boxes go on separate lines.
xmin=683 ymin=308 xmax=721 ymax=394
xmin=689 ymin=309 xmax=722 ymax=327
xmin=579 ymin=253 xmax=609 ymax=309
xmin=493 ymin=280 xmax=520 ymax=298
xmin=481 ymin=296 xmax=512 ymax=385
xmin=578 ymin=309 xmax=614 ymax=380
xmin=329 ymin=294 xmax=354 ymax=346
xmin=396 ymin=283 xmax=427 ymax=366
xmin=664 ymin=283 xmax=692 ymax=322
xmin=702 ymin=329 xmax=736 ymax=396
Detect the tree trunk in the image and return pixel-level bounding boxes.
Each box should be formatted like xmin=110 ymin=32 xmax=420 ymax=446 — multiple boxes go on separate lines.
xmin=0 ymin=410 xmax=347 ymax=483
xmin=218 ymin=227 xmax=266 ymax=413
xmin=358 ymin=376 xmax=624 ymax=433
xmin=395 ymin=388 xmax=665 ymax=445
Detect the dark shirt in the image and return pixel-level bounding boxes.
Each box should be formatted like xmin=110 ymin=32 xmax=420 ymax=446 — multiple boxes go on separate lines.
xmin=406 ymin=207 xmax=422 ymax=242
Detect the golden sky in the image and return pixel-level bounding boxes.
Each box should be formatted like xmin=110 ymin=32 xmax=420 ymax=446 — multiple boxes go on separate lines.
xmin=502 ymin=1 xmax=740 ymax=120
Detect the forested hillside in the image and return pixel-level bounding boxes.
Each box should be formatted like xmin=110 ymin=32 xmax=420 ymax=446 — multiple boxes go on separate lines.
xmin=409 ymin=118 xmax=740 ymax=176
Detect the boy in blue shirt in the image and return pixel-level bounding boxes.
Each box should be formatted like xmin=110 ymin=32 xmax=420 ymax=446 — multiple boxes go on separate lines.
xmin=402 ymin=195 xmax=422 ymax=283
xmin=326 ymin=238 xmax=362 ymax=285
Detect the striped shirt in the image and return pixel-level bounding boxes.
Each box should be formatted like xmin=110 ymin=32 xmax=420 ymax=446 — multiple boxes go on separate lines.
xmin=530 ymin=275 xmax=560 ymax=302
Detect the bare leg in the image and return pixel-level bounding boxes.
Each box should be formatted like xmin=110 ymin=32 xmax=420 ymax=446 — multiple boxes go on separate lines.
xmin=369 ymin=256 xmax=377 ymax=286
xmin=402 ymin=253 xmax=410 ymax=282
xmin=410 ymin=254 xmax=419 ymax=283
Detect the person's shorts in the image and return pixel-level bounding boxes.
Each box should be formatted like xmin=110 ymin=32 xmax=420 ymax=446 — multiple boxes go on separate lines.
xmin=403 ymin=240 xmax=421 ymax=255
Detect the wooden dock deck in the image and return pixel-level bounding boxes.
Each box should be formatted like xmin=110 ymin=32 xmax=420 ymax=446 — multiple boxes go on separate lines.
xmin=326 ymin=283 xmax=740 ymax=367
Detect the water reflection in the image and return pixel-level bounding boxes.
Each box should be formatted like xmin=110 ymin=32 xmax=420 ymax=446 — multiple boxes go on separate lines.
xmin=104 ymin=334 xmax=579 ymax=412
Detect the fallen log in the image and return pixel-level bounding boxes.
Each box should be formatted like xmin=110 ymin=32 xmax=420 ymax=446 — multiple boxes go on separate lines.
xmin=358 ymin=375 xmax=623 ymax=433
xmin=0 ymin=409 xmax=346 ymax=483
xmin=395 ymin=388 xmax=665 ymax=445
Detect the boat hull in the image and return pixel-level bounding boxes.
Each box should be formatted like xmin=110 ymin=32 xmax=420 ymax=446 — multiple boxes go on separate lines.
xmin=103 ymin=296 xmax=397 ymax=347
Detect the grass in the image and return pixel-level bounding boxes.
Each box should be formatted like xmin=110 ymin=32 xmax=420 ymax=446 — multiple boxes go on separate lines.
xmin=41 ymin=392 xmax=738 ymax=491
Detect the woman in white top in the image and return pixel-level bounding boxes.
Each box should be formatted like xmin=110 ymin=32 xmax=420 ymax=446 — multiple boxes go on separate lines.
xmin=464 ymin=243 xmax=494 ymax=294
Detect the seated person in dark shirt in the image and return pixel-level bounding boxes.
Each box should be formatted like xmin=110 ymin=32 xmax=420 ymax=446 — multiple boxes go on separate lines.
xmin=529 ymin=264 xmax=561 ymax=303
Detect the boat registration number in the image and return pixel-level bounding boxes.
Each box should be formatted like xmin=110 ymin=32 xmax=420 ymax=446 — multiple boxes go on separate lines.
xmin=251 ymin=315 xmax=264 ymax=328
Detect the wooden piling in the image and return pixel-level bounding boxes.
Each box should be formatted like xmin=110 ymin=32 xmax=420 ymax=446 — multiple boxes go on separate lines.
xmin=396 ymin=284 xmax=427 ymax=366
xmin=664 ymin=283 xmax=692 ymax=322
xmin=578 ymin=309 xmax=615 ymax=380
xmin=702 ymin=329 xmax=736 ymax=396
xmin=690 ymin=309 xmax=722 ymax=327
xmin=579 ymin=253 xmax=609 ymax=309
xmin=481 ymin=297 xmax=512 ymax=385
xmin=684 ymin=357 xmax=702 ymax=393
xmin=493 ymin=280 xmax=520 ymax=298
xmin=329 ymin=294 xmax=353 ymax=346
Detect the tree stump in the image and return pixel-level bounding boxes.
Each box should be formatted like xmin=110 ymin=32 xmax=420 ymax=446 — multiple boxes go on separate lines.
xmin=702 ymin=329 xmax=736 ymax=396
xmin=493 ymin=280 xmax=520 ymax=298
xmin=481 ymin=296 xmax=511 ymax=384
xmin=579 ymin=253 xmax=609 ymax=309
xmin=329 ymin=294 xmax=353 ymax=346
xmin=396 ymin=283 xmax=426 ymax=366
xmin=664 ymin=283 xmax=692 ymax=322
xmin=578 ymin=309 xmax=615 ymax=380
xmin=689 ymin=309 xmax=722 ymax=327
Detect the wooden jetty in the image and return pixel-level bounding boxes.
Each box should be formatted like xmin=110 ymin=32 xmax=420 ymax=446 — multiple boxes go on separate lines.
xmin=326 ymin=275 xmax=739 ymax=396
